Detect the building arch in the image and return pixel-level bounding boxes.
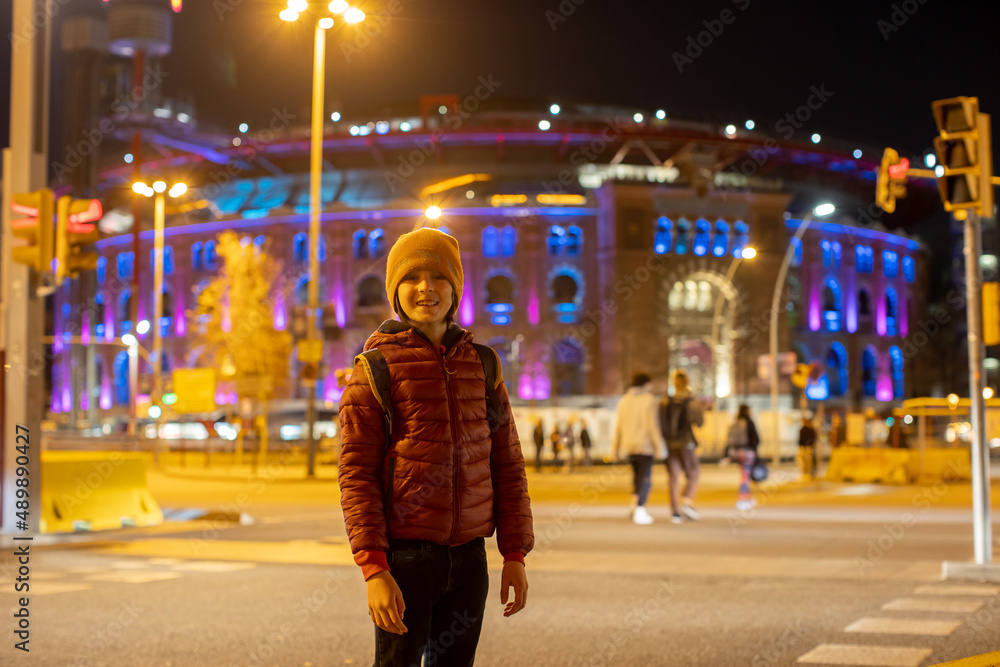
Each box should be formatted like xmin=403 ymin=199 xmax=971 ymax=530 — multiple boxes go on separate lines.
xmin=113 ymin=350 xmax=130 ymax=406
xmin=827 ymin=342 xmax=848 ymax=397
xmin=862 ymin=345 xmax=878 ymax=397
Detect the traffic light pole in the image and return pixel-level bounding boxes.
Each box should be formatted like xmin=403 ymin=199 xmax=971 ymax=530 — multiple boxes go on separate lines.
xmin=963 ymin=211 xmax=993 ymax=565
xmin=1 ymin=0 xmax=52 ymax=535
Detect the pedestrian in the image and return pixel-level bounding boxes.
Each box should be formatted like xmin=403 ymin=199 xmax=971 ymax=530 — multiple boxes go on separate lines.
xmin=829 ymin=412 xmax=843 ymax=448
xmin=798 ymin=412 xmax=818 ymax=480
xmin=613 ymin=373 xmax=666 ymax=526
xmin=549 ymin=425 xmax=563 ymax=468
xmin=562 ymin=419 xmax=576 ymax=471
xmin=532 ymin=417 xmax=546 ymax=472
xmin=338 ymin=228 xmax=533 ymax=666
xmin=660 ymin=370 xmax=705 ymax=524
xmin=721 ymin=404 xmax=761 ymax=510
xmin=579 ymin=419 xmax=593 ymax=467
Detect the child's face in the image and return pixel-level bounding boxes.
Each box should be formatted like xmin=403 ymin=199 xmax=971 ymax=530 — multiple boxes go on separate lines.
xmin=398 ymin=269 xmax=454 ymax=328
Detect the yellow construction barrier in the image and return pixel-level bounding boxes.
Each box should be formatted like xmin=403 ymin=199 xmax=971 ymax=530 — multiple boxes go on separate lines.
xmin=930 ymin=651 xmax=1000 ymax=666
xmin=908 ymin=447 xmax=971 ymax=483
xmin=825 ymin=447 xmax=910 ymax=484
xmin=41 ymin=451 xmax=163 ymax=533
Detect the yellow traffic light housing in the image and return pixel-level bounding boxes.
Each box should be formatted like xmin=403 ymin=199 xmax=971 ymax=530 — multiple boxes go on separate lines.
xmin=9 ymin=188 xmax=55 ymax=273
xmin=55 ymin=196 xmax=102 ymax=286
xmin=932 ymin=96 xmax=994 ymax=216
xmin=984 ymin=282 xmax=1000 ymax=347
xmin=876 ymin=148 xmax=909 ymax=213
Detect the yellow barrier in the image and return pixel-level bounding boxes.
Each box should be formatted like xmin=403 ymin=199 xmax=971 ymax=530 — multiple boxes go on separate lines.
xmin=825 ymin=447 xmax=910 ymax=485
xmin=929 ymin=651 xmax=1000 ymax=666
xmin=826 ymin=447 xmax=973 ymax=485
xmin=41 ymin=451 xmax=163 ymax=533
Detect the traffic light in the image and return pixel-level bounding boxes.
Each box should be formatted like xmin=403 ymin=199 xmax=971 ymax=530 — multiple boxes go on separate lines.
xmin=984 ymin=282 xmax=1000 ymax=346
xmin=876 ymin=148 xmax=909 ymax=213
xmin=54 ymin=195 xmax=102 ymax=286
xmin=931 ymin=96 xmax=994 ymax=216
xmin=9 ymin=188 xmax=55 ymax=273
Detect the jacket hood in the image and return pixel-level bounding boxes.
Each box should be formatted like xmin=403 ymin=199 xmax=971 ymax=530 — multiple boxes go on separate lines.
xmin=362 ymin=319 xmax=472 ymax=352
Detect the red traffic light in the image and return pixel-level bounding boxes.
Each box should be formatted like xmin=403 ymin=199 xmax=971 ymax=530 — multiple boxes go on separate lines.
xmin=887 ymin=158 xmax=909 ymax=179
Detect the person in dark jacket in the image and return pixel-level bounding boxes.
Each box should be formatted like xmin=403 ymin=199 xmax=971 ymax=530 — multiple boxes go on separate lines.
xmin=798 ymin=413 xmax=818 ymax=479
xmin=721 ymin=404 xmax=761 ymax=510
xmin=338 ymin=228 xmax=533 ymax=666
xmin=532 ymin=418 xmax=546 ymax=471
xmin=579 ymin=419 xmax=593 ymax=467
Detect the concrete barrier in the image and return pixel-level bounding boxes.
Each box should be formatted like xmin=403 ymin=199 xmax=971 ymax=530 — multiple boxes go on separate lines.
xmin=41 ymin=451 xmax=163 ymax=533
xmin=825 ymin=447 xmax=910 ymax=484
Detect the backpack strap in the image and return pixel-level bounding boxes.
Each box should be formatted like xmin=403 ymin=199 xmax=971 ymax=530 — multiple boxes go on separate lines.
xmin=354 ymin=349 xmax=392 ymax=452
xmin=471 ymin=343 xmax=505 ymax=434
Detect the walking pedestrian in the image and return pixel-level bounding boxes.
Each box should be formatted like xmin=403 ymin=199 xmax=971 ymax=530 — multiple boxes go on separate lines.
xmin=562 ymin=420 xmax=576 ymax=471
xmin=549 ymin=425 xmax=563 ymax=468
xmin=721 ymin=404 xmax=761 ymax=510
xmin=532 ymin=418 xmax=546 ymax=472
xmin=798 ymin=413 xmax=818 ymax=480
xmin=660 ymin=370 xmax=705 ymax=524
xmin=338 ymin=228 xmax=533 ymax=666
xmin=579 ymin=419 xmax=593 ymax=467
xmin=613 ymin=373 xmax=666 ymax=526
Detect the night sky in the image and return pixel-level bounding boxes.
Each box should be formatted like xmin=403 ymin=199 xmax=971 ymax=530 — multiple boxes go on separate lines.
xmin=2 ymin=0 xmax=1000 ymax=183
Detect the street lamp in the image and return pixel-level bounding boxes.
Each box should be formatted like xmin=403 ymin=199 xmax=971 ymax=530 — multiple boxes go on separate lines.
xmin=767 ymin=204 xmax=835 ymax=462
xmin=709 ymin=246 xmax=756 ymax=448
xmin=280 ymin=1 xmax=366 ymax=477
xmin=133 ymin=180 xmax=186 ymax=422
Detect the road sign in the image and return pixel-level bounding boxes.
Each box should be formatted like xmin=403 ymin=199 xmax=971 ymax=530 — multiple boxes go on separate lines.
xmin=298 ymin=339 xmax=323 ymax=364
xmin=172 ymin=368 xmax=217 ymax=414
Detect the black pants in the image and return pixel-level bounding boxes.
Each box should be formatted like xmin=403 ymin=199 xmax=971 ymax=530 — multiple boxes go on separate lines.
xmin=628 ymin=454 xmax=654 ymax=506
xmin=374 ymin=537 xmax=489 ymax=667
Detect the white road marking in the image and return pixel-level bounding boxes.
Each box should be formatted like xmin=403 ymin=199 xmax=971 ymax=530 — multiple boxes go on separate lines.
xmin=0 ymin=582 xmax=92 ymax=596
xmin=913 ymin=584 xmax=1000 ymax=596
xmin=168 ymin=561 xmax=257 ymax=573
xmin=845 ymin=617 xmax=961 ymax=636
xmin=797 ymin=644 xmax=932 ymax=666
xmin=84 ymin=571 xmax=181 ymax=584
xmin=883 ymin=597 xmax=986 ymax=613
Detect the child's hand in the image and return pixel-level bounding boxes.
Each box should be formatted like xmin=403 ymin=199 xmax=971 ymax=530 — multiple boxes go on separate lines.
xmin=500 ymin=561 xmax=528 ymax=617
xmin=367 ymin=571 xmax=407 ymax=634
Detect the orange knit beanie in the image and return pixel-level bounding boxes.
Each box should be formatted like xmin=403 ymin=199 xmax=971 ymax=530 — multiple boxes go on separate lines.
xmin=385 ymin=228 xmax=464 ymax=319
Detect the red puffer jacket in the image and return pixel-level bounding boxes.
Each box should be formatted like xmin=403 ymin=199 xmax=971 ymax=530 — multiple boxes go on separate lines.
xmin=339 ymin=320 xmax=534 ymax=580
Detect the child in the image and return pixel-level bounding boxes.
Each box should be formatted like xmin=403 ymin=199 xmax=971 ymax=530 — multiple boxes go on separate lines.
xmin=339 ymin=228 xmax=533 ymax=666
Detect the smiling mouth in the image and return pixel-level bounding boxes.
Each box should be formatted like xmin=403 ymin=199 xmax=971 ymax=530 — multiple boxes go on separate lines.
xmin=416 ymin=300 xmax=439 ymax=307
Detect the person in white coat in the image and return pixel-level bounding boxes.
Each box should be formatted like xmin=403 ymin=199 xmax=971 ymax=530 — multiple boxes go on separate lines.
xmin=613 ymin=373 xmax=667 ymax=525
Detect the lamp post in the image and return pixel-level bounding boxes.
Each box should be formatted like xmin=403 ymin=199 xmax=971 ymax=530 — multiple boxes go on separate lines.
xmin=709 ymin=246 xmax=755 ymax=449
xmin=280 ymin=1 xmax=365 ymax=477
xmin=119 ymin=333 xmax=152 ymax=439
xmin=132 ymin=180 xmax=187 ymax=423
xmin=767 ymin=204 xmax=834 ymax=463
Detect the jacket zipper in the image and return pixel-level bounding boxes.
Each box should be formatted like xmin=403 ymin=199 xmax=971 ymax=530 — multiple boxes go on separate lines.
xmin=441 ymin=344 xmax=461 ymax=543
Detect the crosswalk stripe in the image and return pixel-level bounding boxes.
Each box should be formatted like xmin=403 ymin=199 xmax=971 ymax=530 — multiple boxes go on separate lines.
xmin=168 ymin=561 xmax=257 ymax=573
xmin=913 ymin=585 xmax=1000 ymax=596
xmin=883 ymin=597 xmax=986 ymax=613
xmin=84 ymin=571 xmax=181 ymax=584
xmin=0 ymin=582 xmax=91 ymax=596
xmin=845 ymin=617 xmax=961 ymax=636
xmin=797 ymin=644 xmax=933 ymax=666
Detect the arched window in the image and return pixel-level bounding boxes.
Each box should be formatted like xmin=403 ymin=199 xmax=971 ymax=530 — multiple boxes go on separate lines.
xmin=858 ymin=289 xmax=871 ymax=316
xmin=683 ymin=280 xmax=698 ymax=310
xmin=668 ymin=281 xmax=683 ymax=310
xmin=295 ymin=276 xmax=310 ymax=306
xmin=886 ymin=287 xmax=898 ymax=336
xmin=693 ymin=219 xmax=710 ymax=256
xmin=357 ymin=276 xmax=384 ymax=308
xmin=566 ymin=226 xmax=582 ymax=256
xmin=832 ymin=242 xmax=842 ymax=269
xmin=96 ymin=256 xmax=107 ymax=285
xmin=696 ymin=281 xmax=712 ymax=312
xmin=482 ymin=226 xmax=499 ymax=257
xmin=552 ymin=275 xmax=578 ymax=304
xmin=95 ymin=292 xmax=106 ymax=338
xmin=547 ymin=226 xmax=565 ymax=256
xmin=150 ymin=247 xmax=175 ymax=276
xmin=204 ymin=241 xmax=218 ymax=270
xmin=113 ymin=350 xmax=130 ymax=406
xmin=117 ymin=252 xmax=134 ymax=279
xmin=117 ymin=290 xmax=132 ymax=333
xmin=675 ymin=219 xmax=690 ymax=255
xmin=789 ymin=237 xmax=802 ymax=267
xmin=353 ymin=230 xmax=368 ymax=259
xmin=822 ymin=278 xmax=842 ymax=332
xmin=293 ymin=233 xmax=308 ymax=263
xmin=712 ymin=220 xmax=729 ymax=257
xmin=486 ymin=275 xmax=514 ymax=304
xmin=902 ymin=256 xmax=915 ymax=283
xmin=500 ymin=226 xmax=517 ymax=257
xmin=161 ymin=287 xmax=173 ymax=336
xmin=890 ymin=346 xmax=905 ymax=398
xmin=827 ymin=343 xmax=848 ymax=397
xmin=862 ymin=347 xmax=877 ymax=397
xmin=732 ymin=221 xmax=749 ymax=258
xmin=821 ymin=240 xmax=832 ymax=267
xmin=654 ymin=217 xmax=673 ymax=254
xmin=191 ymin=242 xmax=203 ymax=271
xmin=552 ymin=338 xmax=585 ymax=396
xmin=883 ymin=250 xmax=899 ymax=278
xmin=856 ymin=245 xmax=873 ymax=273
xmin=369 ymin=229 xmax=386 ymax=258
xmin=254 ymin=235 xmax=267 ymax=248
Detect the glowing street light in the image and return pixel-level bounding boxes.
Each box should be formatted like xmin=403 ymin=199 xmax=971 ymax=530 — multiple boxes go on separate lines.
xmin=425 ymin=205 xmax=443 ymax=220
xmin=136 ymin=320 xmax=150 ymax=335
xmin=550 ymin=104 xmax=560 ymax=115
xmin=813 ymin=202 xmax=836 ymax=217
xmin=741 ymin=246 xmax=757 ymax=259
